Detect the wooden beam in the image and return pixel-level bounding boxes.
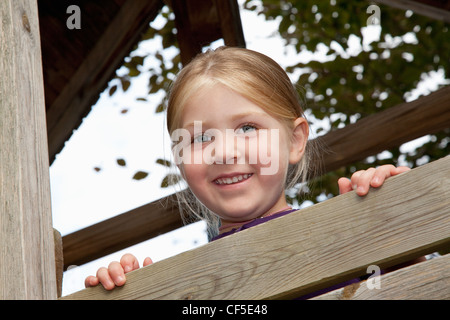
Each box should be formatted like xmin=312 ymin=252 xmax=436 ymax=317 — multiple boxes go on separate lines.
xmin=62 ymin=156 xmax=450 ymax=299
xmin=61 ymin=86 xmax=450 ymax=268
xmin=45 ymin=0 xmax=164 ymax=163
xmin=315 ymin=85 xmax=450 ymax=175
xmin=171 ymin=0 xmax=245 ymax=65
xmin=0 ymin=0 xmax=57 ymax=299
xmin=214 ymin=0 xmax=245 ymax=48
xmin=372 ymin=0 xmax=450 ymax=23
xmin=171 ymin=0 xmax=203 ymax=66
xmin=312 ymin=254 xmax=450 ymax=300
xmin=62 ymin=194 xmax=182 ymax=269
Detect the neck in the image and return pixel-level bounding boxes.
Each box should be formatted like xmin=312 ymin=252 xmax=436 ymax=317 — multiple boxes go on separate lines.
xmin=218 ymin=206 xmax=292 ymax=234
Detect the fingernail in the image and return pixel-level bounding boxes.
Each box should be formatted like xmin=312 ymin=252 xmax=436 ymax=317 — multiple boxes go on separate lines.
xmin=115 ymin=276 xmax=124 ymax=285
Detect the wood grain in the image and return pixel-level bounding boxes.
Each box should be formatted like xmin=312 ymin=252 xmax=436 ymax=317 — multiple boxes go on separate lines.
xmin=0 ymin=0 xmax=57 ymax=299
xmin=62 ymin=157 xmax=450 ymax=300
xmin=313 ymin=254 xmax=450 ymax=300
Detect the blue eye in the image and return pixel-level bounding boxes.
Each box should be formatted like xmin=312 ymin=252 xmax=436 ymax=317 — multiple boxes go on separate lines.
xmin=236 ymin=124 xmax=257 ymax=134
xmin=193 ymin=134 xmax=213 ymax=144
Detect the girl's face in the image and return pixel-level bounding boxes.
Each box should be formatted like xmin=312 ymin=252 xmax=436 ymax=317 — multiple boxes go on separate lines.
xmin=176 ymin=83 xmax=307 ymax=224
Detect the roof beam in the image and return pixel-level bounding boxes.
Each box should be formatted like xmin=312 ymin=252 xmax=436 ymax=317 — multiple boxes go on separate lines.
xmin=372 ymin=0 xmax=450 ymax=23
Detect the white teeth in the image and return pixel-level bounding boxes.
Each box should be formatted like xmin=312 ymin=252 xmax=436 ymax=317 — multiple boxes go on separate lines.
xmin=215 ymin=174 xmax=252 ymax=185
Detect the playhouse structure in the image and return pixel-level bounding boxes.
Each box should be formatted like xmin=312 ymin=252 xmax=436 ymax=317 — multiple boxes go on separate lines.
xmin=1 ymin=0 xmax=449 ymax=299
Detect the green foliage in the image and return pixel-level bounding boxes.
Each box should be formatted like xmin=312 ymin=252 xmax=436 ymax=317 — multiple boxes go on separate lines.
xmin=103 ymin=2 xmax=448 ymax=203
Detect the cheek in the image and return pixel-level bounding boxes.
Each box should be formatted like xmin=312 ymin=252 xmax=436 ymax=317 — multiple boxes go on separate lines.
xmin=250 ymin=129 xmax=288 ymax=176
xmin=182 ymin=163 xmax=209 ymax=196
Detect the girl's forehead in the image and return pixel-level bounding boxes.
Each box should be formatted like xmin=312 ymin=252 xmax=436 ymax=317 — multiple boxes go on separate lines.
xmin=180 ymin=84 xmax=270 ymax=123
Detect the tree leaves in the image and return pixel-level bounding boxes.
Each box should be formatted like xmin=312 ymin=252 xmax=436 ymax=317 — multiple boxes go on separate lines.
xmin=132 ymin=171 xmax=149 ymax=181
xmin=116 ymin=158 xmax=126 ymax=167
xmin=156 ymin=158 xmax=172 ymax=167
xmin=160 ymin=174 xmax=181 ymax=188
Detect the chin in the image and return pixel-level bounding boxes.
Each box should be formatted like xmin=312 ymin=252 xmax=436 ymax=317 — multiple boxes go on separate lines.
xmin=216 ymin=205 xmax=261 ymax=222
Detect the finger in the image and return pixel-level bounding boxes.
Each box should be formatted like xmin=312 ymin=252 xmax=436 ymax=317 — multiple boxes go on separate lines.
xmin=143 ymin=257 xmax=154 ymax=267
xmin=352 ymin=168 xmax=376 ymax=196
xmin=350 ymin=170 xmax=364 ymax=191
xmin=338 ymin=177 xmax=353 ymax=195
xmin=108 ymin=261 xmax=127 ymax=287
xmin=120 ymin=253 xmax=140 ymax=273
xmin=394 ymin=166 xmax=411 ymax=175
xmin=96 ymin=267 xmax=116 ymax=290
xmin=84 ymin=275 xmax=99 ymax=288
xmin=370 ymin=165 xmax=395 ymax=188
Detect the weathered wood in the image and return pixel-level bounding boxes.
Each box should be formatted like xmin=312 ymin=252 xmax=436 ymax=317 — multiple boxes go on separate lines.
xmin=0 ymin=0 xmax=57 ymax=299
xmin=62 ymin=156 xmax=450 ymax=300
xmin=214 ymin=0 xmax=245 ymax=48
xmin=316 ymin=85 xmax=450 ymax=175
xmin=61 ymin=86 xmax=450 ymax=268
xmin=373 ymin=0 xmax=450 ymax=23
xmin=312 ymin=254 xmax=450 ymax=300
xmin=62 ymin=194 xmax=182 ymax=269
xmin=54 ymin=229 xmax=64 ymax=298
xmin=171 ymin=0 xmax=245 ymax=65
xmin=171 ymin=0 xmax=203 ymax=66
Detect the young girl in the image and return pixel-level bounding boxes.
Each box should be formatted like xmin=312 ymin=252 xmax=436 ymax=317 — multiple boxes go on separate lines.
xmin=85 ymin=46 xmax=410 ymax=291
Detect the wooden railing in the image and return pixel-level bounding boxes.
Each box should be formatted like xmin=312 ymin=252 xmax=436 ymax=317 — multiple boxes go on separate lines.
xmin=62 ymin=156 xmax=450 ymax=299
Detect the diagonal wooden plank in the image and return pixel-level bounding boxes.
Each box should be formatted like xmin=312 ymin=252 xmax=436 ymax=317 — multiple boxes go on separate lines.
xmin=62 ymin=156 xmax=450 ymax=300
xmin=62 ymin=194 xmax=182 ymax=269
xmin=316 ymin=85 xmax=450 ymax=175
xmin=312 ymin=254 xmax=450 ymax=300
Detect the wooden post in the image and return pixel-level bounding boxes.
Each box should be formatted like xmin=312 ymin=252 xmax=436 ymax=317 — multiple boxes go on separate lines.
xmin=0 ymin=0 xmax=57 ymax=299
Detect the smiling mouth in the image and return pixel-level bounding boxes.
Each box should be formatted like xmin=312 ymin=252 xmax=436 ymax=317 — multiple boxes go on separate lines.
xmin=214 ymin=173 xmax=253 ymax=185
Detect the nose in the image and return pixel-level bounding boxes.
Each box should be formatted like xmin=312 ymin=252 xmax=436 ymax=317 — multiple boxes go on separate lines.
xmin=212 ymin=129 xmax=243 ymax=165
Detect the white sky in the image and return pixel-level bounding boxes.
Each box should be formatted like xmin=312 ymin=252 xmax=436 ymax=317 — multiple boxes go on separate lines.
xmin=51 ymin=3 xmax=446 ymax=296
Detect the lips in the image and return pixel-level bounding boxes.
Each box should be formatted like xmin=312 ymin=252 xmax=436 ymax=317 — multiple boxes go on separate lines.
xmin=213 ymin=173 xmax=253 ymax=185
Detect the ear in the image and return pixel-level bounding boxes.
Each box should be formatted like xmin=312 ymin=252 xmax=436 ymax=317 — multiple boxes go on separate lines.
xmin=288 ymin=117 xmax=309 ymax=164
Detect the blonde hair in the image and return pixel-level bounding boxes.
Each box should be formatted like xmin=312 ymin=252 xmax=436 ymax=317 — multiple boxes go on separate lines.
xmin=166 ymin=46 xmax=317 ymax=239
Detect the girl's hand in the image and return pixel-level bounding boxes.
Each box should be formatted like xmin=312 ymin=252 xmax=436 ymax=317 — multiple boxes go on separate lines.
xmin=338 ymin=165 xmax=411 ymax=196
xmin=84 ymin=253 xmax=153 ymax=290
